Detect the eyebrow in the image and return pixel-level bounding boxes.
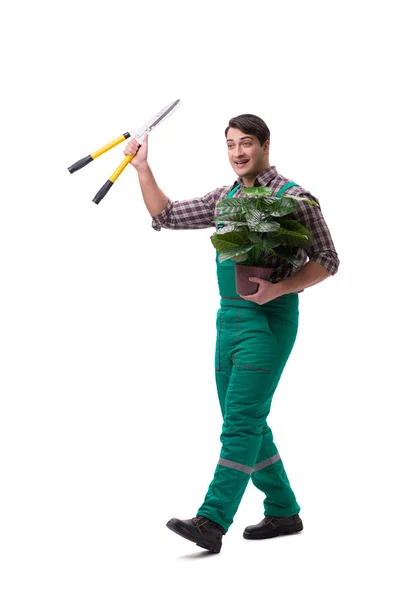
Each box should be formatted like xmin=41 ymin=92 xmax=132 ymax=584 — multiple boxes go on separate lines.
xmin=226 ymin=136 xmax=254 ymax=142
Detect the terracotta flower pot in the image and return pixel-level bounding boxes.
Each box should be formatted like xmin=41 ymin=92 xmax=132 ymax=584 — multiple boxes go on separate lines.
xmin=235 ymin=264 xmax=273 ymax=296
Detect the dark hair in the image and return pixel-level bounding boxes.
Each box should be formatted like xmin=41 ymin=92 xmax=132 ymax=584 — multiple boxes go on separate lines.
xmin=225 ymin=114 xmax=270 ymax=146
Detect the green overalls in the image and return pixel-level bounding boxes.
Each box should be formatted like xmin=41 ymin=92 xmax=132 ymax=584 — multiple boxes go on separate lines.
xmin=196 ymin=182 xmax=301 ymax=533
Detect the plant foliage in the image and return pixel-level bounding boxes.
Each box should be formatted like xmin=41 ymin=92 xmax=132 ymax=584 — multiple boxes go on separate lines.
xmin=210 ymin=186 xmax=319 ymax=268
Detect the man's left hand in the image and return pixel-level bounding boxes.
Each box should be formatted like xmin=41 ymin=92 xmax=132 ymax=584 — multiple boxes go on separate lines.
xmin=239 ymin=277 xmax=281 ymax=304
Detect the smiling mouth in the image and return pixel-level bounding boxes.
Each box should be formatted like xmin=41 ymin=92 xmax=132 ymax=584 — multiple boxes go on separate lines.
xmin=234 ymin=160 xmax=249 ymax=167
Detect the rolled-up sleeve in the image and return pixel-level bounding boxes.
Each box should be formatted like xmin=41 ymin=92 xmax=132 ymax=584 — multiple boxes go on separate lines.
xmin=290 ymin=188 xmax=340 ymax=276
xmin=305 ymin=217 xmax=340 ymax=275
xmin=151 ymin=188 xmax=223 ymax=231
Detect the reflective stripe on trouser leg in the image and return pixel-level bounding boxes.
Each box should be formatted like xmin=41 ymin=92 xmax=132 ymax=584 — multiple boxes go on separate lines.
xmin=197 ymin=302 xmax=300 ymax=532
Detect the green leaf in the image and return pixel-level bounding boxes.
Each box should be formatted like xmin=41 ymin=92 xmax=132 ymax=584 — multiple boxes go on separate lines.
xmin=276 ymin=220 xmax=313 ymax=247
xmin=210 ymin=230 xmax=250 ymax=252
xmin=228 ymin=253 xmax=249 ymax=263
xmin=258 ymin=197 xmax=276 ymax=211
xmin=282 ymin=194 xmax=319 ymax=207
xmin=254 ymin=220 xmax=281 ymax=233
xmin=266 ymin=197 xmax=297 ymax=217
xmin=271 ymin=246 xmax=302 ymax=268
xmin=215 ymin=197 xmax=246 ymax=212
xmin=247 ymin=231 xmax=264 ymax=245
xmin=276 ymin=228 xmax=308 ymax=240
xmin=218 ymin=247 xmax=254 ymax=262
xmin=212 ymin=212 xmax=247 ymax=224
xmin=241 ymin=186 xmax=273 ymax=196
xmin=261 ymin=237 xmax=282 ymax=250
xmin=246 ymin=231 xmax=279 ymax=249
xmin=215 ymin=223 xmax=249 ymax=234
xmin=245 ymin=208 xmax=264 ymax=227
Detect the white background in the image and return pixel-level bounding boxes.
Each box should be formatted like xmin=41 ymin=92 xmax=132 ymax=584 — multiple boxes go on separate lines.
xmin=1 ymin=0 xmax=399 ymax=598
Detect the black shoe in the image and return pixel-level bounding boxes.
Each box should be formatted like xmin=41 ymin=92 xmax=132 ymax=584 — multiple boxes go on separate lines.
xmin=243 ymin=514 xmax=303 ymax=540
xmin=166 ymin=515 xmax=225 ymax=553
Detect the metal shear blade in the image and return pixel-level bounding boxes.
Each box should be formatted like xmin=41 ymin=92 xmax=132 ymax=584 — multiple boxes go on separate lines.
xmin=131 ymin=99 xmax=181 ymax=143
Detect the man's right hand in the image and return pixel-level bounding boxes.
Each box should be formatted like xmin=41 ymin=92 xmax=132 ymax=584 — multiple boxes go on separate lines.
xmin=124 ymin=133 xmax=149 ymax=170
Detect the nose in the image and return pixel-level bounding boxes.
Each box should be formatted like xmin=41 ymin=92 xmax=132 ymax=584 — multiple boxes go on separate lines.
xmin=233 ymin=146 xmax=244 ymax=158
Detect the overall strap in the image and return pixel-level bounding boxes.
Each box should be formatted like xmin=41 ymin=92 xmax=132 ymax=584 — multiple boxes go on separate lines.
xmin=276 ymin=181 xmax=298 ymax=198
xmin=227 ymin=183 xmax=241 ymax=199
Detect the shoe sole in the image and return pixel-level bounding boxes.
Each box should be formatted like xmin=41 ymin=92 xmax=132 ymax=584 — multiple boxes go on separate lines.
xmin=166 ymin=520 xmax=222 ymax=553
xmin=243 ymin=522 xmax=303 ymax=540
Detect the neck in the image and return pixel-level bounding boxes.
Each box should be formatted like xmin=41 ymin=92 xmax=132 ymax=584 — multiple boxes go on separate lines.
xmin=242 ymin=175 xmax=256 ymax=187
xmin=241 ymin=162 xmax=270 ymax=187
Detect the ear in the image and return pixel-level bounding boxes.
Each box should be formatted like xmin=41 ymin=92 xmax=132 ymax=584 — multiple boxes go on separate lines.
xmin=263 ymin=140 xmax=270 ymax=155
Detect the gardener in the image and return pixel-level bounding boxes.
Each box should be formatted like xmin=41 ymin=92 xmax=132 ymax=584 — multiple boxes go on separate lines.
xmin=124 ymin=114 xmax=340 ymax=554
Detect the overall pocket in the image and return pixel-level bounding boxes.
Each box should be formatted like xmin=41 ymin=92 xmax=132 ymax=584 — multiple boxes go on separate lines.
xmin=230 ymin=309 xmax=278 ymax=373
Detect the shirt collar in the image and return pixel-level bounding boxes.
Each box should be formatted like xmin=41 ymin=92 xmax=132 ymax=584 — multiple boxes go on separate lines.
xmin=231 ymin=165 xmax=278 ymax=190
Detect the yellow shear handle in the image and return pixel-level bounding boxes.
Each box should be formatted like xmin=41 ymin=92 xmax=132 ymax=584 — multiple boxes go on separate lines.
xmin=109 ymin=153 xmax=135 ymax=182
xmin=92 ymin=152 xmax=136 ymax=204
xmin=92 ymin=133 xmax=131 ymax=159
xmin=68 ymin=132 xmax=131 ymax=174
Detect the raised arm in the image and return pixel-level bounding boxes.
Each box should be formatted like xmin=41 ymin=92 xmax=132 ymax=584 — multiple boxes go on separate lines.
xmin=124 ymin=134 xmax=169 ymax=217
xmin=125 ymin=135 xmax=223 ymax=231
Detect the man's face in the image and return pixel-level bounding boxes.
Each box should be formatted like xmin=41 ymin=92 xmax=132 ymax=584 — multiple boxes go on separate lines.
xmin=226 ymin=128 xmax=269 ymax=182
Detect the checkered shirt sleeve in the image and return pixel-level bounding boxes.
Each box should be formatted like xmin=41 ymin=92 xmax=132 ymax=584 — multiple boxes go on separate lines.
xmin=151 ymin=187 xmax=229 ymax=231
xmin=287 ymin=185 xmax=340 ymax=276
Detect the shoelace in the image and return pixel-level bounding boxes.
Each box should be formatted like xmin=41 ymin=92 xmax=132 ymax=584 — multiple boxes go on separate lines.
xmin=192 ymin=516 xmax=226 ymax=536
xmin=192 ymin=516 xmax=207 ymax=526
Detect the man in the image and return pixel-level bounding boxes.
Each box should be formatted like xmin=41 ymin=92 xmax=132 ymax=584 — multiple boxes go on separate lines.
xmin=124 ymin=114 xmax=339 ymax=553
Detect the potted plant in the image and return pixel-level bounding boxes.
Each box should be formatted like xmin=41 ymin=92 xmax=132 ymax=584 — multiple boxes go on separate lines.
xmin=210 ymin=186 xmax=319 ymax=296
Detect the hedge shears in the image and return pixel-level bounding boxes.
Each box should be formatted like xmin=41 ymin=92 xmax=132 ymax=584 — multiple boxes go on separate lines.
xmin=68 ymin=99 xmax=181 ymax=204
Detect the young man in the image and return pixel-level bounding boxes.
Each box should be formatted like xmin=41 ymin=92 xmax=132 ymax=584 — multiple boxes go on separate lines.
xmin=124 ymin=114 xmax=339 ymax=553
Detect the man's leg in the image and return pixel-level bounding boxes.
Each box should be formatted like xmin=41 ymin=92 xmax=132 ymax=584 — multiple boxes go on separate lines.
xmin=250 ymin=303 xmax=300 ymax=516
xmin=197 ymin=306 xmax=297 ymax=532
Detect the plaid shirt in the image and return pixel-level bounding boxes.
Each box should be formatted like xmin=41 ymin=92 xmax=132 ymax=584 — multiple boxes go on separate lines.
xmin=151 ymin=166 xmax=339 ymax=283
